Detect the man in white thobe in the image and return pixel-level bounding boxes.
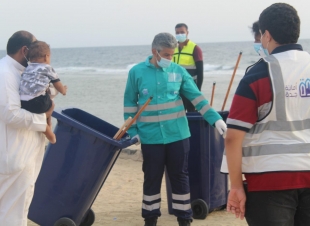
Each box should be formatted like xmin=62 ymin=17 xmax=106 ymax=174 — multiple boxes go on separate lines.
xmin=0 ymin=31 xmax=52 ymax=226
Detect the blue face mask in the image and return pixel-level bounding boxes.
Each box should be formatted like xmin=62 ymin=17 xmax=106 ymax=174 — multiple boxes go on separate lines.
xmin=157 ymin=51 xmax=171 ymax=68
xmin=253 ymin=43 xmax=268 ymax=57
xmin=261 ymin=47 xmax=269 ymax=57
xmin=176 ymin=34 xmax=187 ymax=43
xmin=253 ymin=43 xmax=261 ymax=54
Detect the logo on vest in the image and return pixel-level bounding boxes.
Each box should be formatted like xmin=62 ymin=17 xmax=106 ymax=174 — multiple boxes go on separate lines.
xmin=285 ymin=79 xmax=310 ymax=98
xmin=299 ymin=79 xmax=310 ymax=98
xmin=285 ymin=83 xmax=298 ymax=98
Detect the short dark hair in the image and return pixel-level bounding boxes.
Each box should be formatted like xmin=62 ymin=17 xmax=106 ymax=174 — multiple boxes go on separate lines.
xmin=175 ymin=23 xmax=188 ymax=30
xmin=259 ymin=3 xmax=300 ymax=44
xmin=28 ymin=41 xmax=50 ymax=61
xmin=251 ymin=21 xmax=260 ymax=36
xmin=6 ymin=31 xmax=35 ymax=55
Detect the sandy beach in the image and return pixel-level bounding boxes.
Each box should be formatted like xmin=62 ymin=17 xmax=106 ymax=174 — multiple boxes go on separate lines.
xmin=28 ymin=145 xmax=248 ymax=226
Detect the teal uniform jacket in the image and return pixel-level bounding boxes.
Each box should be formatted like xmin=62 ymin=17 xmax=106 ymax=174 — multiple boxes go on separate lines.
xmin=124 ymin=56 xmax=222 ymax=144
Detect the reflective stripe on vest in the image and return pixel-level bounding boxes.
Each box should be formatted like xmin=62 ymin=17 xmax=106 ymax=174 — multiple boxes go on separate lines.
xmin=243 ymin=142 xmax=310 ymax=157
xmin=248 ymin=119 xmax=310 ymax=135
xmin=222 ymin=151 xmax=310 ymax=173
xmin=179 ymin=65 xmax=196 ymax=70
xmin=173 ymin=40 xmax=196 ymax=69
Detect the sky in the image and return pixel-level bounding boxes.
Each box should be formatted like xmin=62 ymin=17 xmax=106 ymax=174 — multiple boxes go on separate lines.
xmin=1 ymin=0 xmax=309 ymax=49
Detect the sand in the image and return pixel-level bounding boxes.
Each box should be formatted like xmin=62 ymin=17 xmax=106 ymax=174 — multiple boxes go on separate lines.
xmin=27 ymin=145 xmax=248 ymax=226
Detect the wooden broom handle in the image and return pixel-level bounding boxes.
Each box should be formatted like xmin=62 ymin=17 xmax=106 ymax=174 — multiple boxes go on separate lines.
xmin=113 ymin=117 xmax=132 ymax=139
xmin=116 ymin=96 xmax=153 ymax=140
xmin=210 ymin=82 xmax=216 ymax=106
xmin=221 ymin=52 xmax=242 ymax=111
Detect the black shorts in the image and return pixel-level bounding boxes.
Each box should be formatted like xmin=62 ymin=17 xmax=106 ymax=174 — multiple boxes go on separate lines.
xmin=21 ymin=94 xmax=52 ymax=114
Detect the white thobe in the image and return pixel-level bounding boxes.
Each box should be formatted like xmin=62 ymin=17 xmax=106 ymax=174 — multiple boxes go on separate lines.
xmin=0 ymin=55 xmax=47 ymax=226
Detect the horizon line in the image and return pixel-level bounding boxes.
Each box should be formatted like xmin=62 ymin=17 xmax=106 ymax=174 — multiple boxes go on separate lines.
xmin=0 ymin=38 xmax=309 ymax=51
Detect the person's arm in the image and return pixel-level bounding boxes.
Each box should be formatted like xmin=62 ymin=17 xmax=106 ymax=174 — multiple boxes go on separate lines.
xmin=223 ymin=73 xmax=264 ymax=219
xmin=123 ymin=69 xmax=139 ymax=138
xmin=180 ymin=68 xmax=221 ymax=126
xmin=193 ymin=45 xmax=204 ymax=90
xmin=180 ymin=66 xmax=226 ymax=138
xmin=0 ymin=71 xmax=46 ymax=131
xmin=195 ymin=61 xmax=203 ymax=90
xmin=53 ymin=81 xmax=67 ymax=95
xmin=47 ymin=66 xmax=67 ymax=95
xmin=225 ymin=128 xmax=246 ymax=219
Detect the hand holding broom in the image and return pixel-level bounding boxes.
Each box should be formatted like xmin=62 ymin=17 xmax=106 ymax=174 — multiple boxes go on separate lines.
xmin=113 ymin=117 xmax=132 ymax=139
xmin=114 ymin=96 xmax=153 ymax=140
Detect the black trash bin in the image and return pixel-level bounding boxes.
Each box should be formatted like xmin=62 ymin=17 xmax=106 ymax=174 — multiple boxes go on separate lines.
xmin=165 ymin=111 xmax=229 ymax=219
xmin=28 ymin=108 xmax=136 ymax=226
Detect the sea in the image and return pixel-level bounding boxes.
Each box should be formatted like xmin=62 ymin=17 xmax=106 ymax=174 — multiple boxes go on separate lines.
xmin=1 ymin=40 xmax=310 ymax=127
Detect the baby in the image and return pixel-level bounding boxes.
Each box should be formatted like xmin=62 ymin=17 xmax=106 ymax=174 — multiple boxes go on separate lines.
xmin=19 ymin=41 xmax=67 ymax=144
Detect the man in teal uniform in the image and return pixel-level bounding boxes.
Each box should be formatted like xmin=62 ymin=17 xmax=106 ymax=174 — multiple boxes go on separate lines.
xmin=123 ymin=32 xmax=227 ymax=226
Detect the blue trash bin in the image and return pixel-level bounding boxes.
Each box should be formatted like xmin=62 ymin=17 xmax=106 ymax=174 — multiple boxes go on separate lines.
xmin=165 ymin=111 xmax=229 ymax=219
xmin=28 ymin=108 xmax=136 ymax=226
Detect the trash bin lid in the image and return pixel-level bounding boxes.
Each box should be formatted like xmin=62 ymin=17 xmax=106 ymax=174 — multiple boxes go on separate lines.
xmin=52 ymin=107 xmax=136 ymax=148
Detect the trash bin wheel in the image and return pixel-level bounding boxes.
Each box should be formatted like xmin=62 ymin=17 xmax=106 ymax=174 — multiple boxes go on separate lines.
xmin=53 ymin=217 xmax=76 ymax=226
xmin=80 ymin=209 xmax=95 ymax=226
xmin=191 ymin=199 xmax=209 ymax=219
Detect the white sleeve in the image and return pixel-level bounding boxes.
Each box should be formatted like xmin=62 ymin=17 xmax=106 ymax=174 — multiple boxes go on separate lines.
xmin=0 ymin=71 xmax=46 ymax=131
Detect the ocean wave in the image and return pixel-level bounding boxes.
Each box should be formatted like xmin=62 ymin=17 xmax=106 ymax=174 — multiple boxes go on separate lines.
xmin=204 ymin=69 xmax=245 ymax=76
xmin=126 ymin=64 xmax=136 ymax=70
xmin=204 ymin=64 xmax=235 ymax=71
xmin=55 ymin=67 xmax=129 ymax=75
xmin=55 ymin=63 xmax=241 ymax=76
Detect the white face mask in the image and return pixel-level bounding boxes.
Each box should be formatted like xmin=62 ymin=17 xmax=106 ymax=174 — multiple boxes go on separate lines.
xmin=156 ymin=51 xmax=171 ymax=68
